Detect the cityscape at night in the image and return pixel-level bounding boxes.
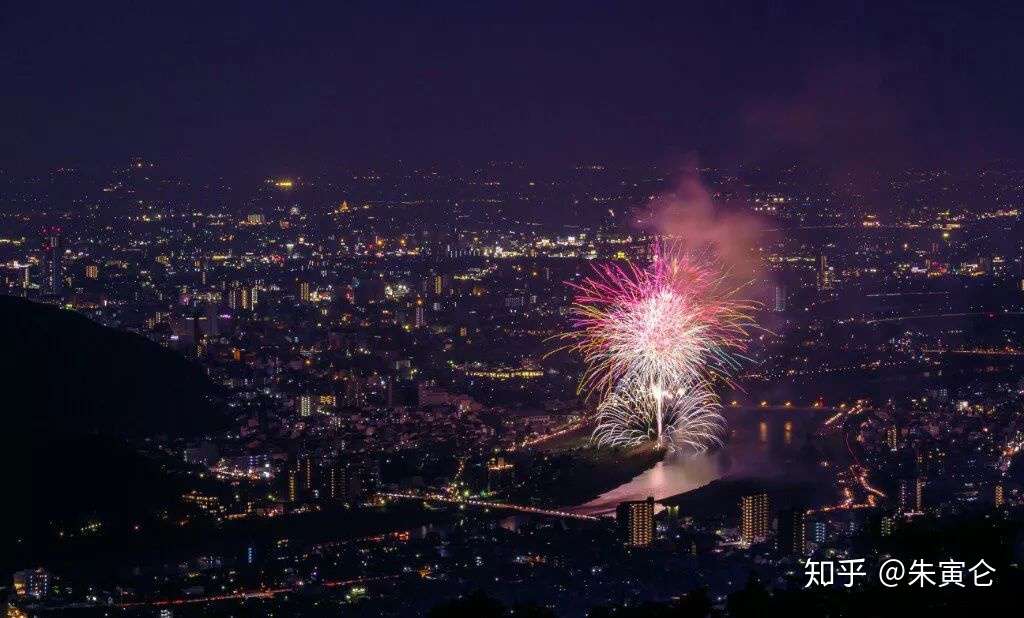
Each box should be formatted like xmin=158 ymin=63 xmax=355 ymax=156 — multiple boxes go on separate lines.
xmin=4 ymin=2 xmax=1024 ymax=617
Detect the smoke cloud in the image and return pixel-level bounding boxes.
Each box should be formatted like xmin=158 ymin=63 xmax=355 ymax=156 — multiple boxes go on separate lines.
xmin=634 ymin=160 xmax=775 ymax=312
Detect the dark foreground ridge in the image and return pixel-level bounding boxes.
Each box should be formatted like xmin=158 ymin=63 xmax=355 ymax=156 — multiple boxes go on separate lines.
xmin=0 ymin=295 xmax=225 ymax=573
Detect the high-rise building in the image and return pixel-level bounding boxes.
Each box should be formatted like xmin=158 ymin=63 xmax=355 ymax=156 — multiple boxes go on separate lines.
xmin=897 ymin=478 xmax=910 ymax=513
xmin=414 ymin=302 xmax=426 ymax=328
xmin=994 ymin=483 xmax=1005 ymax=508
xmin=885 ymin=425 xmax=899 ymax=451
xmin=298 ymin=280 xmax=311 ymax=302
xmin=880 ymin=513 xmax=896 ymax=537
xmin=433 ymin=274 xmax=443 ymax=296
xmin=617 ymin=497 xmax=655 ymax=547
xmin=13 ymin=568 xmax=51 ymax=599
xmin=740 ymin=493 xmax=770 ymax=544
xmin=810 ymin=519 xmax=827 ymax=545
xmin=328 ymin=461 xmax=364 ymax=503
xmin=85 ymin=264 xmax=99 ymax=279
xmin=299 ymin=454 xmax=315 ymax=492
xmin=915 ymin=476 xmax=926 ymax=512
xmin=286 ymin=467 xmax=299 ymax=502
xmin=817 ymin=255 xmax=832 ymax=291
xmin=773 ymin=285 xmax=787 ymax=312
xmin=776 ymin=508 xmax=806 ymax=555
xmin=240 ymin=286 xmax=258 ymax=311
xmin=42 ymin=227 xmax=63 ymax=293
xmin=299 ymin=395 xmax=312 ymax=417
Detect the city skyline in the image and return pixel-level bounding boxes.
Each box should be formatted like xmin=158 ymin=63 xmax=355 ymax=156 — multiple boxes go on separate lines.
xmin=4 ymin=2 xmax=1024 ymax=617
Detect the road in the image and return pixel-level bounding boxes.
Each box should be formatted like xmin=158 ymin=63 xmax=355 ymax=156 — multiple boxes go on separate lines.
xmin=380 ymin=491 xmax=601 ymax=521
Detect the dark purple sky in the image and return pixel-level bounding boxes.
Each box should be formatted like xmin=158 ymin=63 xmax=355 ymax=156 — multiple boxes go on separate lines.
xmin=2 ymin=1 xmax=1022 ymax=173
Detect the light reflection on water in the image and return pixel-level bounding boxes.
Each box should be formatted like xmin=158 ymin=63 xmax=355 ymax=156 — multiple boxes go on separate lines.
xmin=568 ymin=411 xmax=820 ymax=516
xmin=570 ymin=450 xmax=729 ymax=516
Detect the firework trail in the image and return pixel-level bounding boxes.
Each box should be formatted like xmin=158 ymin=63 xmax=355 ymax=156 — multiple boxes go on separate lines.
xmin=556 ymin=241 xmax=758 ymax=451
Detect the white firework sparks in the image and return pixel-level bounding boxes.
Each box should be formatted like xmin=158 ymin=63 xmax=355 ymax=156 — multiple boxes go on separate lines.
xmin=591 ymin=371 xmax=726 ymax=453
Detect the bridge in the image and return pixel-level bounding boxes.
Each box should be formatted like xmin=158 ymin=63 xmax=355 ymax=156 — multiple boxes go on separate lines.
xmin=380 ymin=491 xmax=601 ymax=521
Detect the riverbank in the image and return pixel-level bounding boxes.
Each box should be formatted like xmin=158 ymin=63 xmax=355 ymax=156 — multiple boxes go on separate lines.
xmin=512 ymin=442 xmax=666 ymax=510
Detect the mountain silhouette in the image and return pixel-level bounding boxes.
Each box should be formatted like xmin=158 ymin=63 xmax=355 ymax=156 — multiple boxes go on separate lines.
xmin=0 ymin=295 xmax=227 ymax=572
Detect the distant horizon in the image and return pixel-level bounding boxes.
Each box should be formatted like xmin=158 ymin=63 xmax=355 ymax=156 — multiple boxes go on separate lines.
xmin=5 ymin=154 xmax=1024 ymax=179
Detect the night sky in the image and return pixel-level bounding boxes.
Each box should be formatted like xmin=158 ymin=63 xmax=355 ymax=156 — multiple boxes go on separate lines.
xmin=3 ymin=1 xmax=1023 ymax=173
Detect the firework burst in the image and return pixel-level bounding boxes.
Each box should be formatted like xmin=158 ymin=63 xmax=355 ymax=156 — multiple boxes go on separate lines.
xmin=555 ymin=241 xmax=758 ymax=451
xmin=592 ymin=372 xmax=725 ymax=453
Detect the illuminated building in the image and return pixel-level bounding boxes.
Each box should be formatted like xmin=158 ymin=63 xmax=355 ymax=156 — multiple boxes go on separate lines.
xmin=299 ymin=395 xmax=312 ymax=417
xmin=183 ymin=442 xmax=218 ymax=466
xmin=299 ymin=454 xmax=315 ymax=492
xmin=811 ymin=520 xmax=827 ymax=544
xmin=329 ymin=462 xmax=364 ymax=503
xmin=85 ymin=264 xmax=99 ymax=279
xmin=414 ymin=303 xmax=426 ymax=328
xmin=885 ymin=425 xmax=898 ymax=451
xmin=995 ymin=483 xmax=1005 ymax=508
xmin=487 ymin=457 xmax=515 ymax=493
xmin=773 ymin=285 xmax=787 ymax=312
xmin=616 ymin=496 xmax=655 ymax=547
xmin=880 ymin=513 xmax=895 ymax=537
xmin=418 ymin=381 xmax=455 ymax=407
xmin=915 ymin=476 xmax=926 ymax=512
xmin=817 ymin=254 xmax=832 ymax=290
xmin=12 ymin=568 xmax=50 ymax=599
xmin=286 ymin=468 xmax=299 ymax=502
xmin=240 ymin=286 xmax=258 ymax=311
xmin=740 ymin=493 xmax=770 ymax=545
xmin=894 ymin=476 xmax=927 ymax=515
xmin=7 ymin=603 xmax=28 ymax=618
xmin=776 ymin=508 xmax=806 ymax=555
xmin=461 ymin=365 xmax=544 ymax=380
xmin=182 ymin=490 xmax=223 ymax=515
xmin=298 ymin=280 xmax=311 ymax=302
xmin=897 ymin=479 xmax=908 ymax=513
xmin=433 ymin=274 xmax=443 ymax=295
xmin=42 ymin=227 xmax=63 ymax=293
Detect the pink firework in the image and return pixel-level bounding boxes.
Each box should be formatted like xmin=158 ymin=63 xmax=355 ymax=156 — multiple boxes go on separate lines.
xmin=559 ymin=242 xmax=757 ymax=402
xmin=555 ymin=242 xmax=757 ymax=450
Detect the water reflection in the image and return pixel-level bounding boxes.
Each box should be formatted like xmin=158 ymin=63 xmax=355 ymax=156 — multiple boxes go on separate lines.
xmin=569 ymin=410 xmax=822 ymax=516
xmin=571 ymin=450 xmax=729 ymax=516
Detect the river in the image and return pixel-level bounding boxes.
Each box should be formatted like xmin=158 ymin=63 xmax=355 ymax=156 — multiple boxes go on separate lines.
xmin=569 ymin=408 xmax=830 ymax=516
